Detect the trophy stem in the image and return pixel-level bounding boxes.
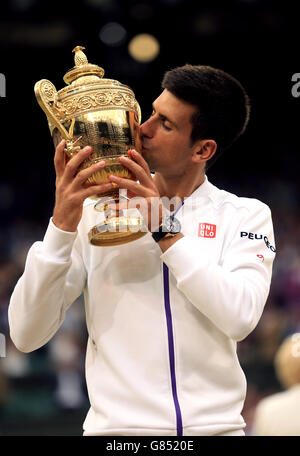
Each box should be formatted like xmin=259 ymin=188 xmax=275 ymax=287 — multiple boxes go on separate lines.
xmin=88 ymin=193 xmax=147 ymax=246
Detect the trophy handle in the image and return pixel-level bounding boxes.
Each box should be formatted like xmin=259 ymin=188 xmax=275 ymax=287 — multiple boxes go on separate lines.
xmin=34 ymin=79 xmax=80 ymax=157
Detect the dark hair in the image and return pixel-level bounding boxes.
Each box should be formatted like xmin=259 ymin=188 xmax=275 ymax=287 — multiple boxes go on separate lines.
xmin=162 ymin=64 xmax=251 ymax=167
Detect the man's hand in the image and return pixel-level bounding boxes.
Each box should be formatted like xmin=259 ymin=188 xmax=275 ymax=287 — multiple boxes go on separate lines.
xmin=108 ymin=149 xmax=163 ymax=232
xmin=52 ymin=139 xmax=114 ymax=232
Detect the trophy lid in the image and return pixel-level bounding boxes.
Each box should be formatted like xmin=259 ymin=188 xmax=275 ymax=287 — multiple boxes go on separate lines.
xmin=34 ymin=45 xmax=141 ymax=139
xmin=63 ymin=46 xmax=105 ymax=85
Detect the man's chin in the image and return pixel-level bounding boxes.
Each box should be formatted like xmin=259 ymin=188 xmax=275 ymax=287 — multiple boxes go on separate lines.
xmin=140 ymin=148 xmax=156 ymax=172
xmin=144 ymin=157 xmax=156 ymax=173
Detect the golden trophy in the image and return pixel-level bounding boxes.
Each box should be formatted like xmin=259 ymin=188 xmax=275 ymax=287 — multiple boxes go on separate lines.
xmin=34 ymin=45 xmax=146 ymax=246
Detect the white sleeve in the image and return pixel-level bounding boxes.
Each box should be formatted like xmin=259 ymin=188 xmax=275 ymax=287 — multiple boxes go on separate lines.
xmin=8 ymin=219 xmax=87 ymax=353
xmin=161 ymin=203 xmax=276 ymax=341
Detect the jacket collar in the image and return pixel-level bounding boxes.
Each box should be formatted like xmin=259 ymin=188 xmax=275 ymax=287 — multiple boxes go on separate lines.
xmin=183 ymin=175 xmax=219 ymax=207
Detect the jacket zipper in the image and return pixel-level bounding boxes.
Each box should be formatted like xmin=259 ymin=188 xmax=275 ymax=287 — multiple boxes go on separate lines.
xmin=162 ymin=201 xmax=184 ymax=436
xmin=163 ymin=263 xmax=183 ymax=436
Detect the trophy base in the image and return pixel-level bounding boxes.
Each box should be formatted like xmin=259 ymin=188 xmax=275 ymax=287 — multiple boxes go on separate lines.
xmin=88 ymin=216 xmax=147 ymax=246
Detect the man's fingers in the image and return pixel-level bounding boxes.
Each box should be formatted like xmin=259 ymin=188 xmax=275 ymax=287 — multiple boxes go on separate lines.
xmin=118 ymin=154 xmax=153 ymax=188
xmin=63 ymin=146 xmax=94 ymax=181
xmin=108 ymin=174 xmax=150 ymax=198
xmin=54 ymin=139 xmax=66 ymax=177
xmin=128 ymin=149 xmax=151 ymax=175
xmin=82 ymin=182 xmax=115 ymax=200
xmin=74 ymin=160 xmax=106 ymax=187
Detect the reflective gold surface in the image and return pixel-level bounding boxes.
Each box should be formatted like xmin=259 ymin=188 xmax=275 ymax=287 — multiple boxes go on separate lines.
xmin=88 ymin=216 xmax=146 ymax=246
xmin=60 ymin=109 xmax=138 ymax=185
xmin=34 ymin=46 xmax=145 ymax=246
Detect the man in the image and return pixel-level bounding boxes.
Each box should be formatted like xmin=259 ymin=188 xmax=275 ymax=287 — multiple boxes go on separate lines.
xmin=9 ymin=64 xmax=276 ymax=436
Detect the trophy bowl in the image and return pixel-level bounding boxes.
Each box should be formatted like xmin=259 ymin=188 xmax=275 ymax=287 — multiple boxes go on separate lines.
xmin=34 ymin=46 xmax=146 ymax=246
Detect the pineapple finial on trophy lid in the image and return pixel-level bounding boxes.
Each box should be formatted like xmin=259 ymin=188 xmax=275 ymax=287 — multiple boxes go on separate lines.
xmin=72 ymin=46 xmax=88 ymax=66
xmin=63 ymin=45 xmax=105 ymax=85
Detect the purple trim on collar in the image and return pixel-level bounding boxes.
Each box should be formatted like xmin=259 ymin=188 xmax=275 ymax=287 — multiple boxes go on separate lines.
xmin=173 ymin=200 xmax=184 ymax=217
xmin=163 ymin=263 xmax=183 ymax=436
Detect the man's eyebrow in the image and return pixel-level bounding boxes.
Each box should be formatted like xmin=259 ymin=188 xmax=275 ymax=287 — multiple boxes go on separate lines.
xmin=152 ymin=103 xmax=178 ymax=128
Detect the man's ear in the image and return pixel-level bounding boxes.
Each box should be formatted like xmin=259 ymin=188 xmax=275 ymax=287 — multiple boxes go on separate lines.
xmin=191 ymin=139 xmax=217 ymax=164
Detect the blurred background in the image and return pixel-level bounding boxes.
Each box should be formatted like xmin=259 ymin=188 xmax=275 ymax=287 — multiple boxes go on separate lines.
xmin=0 ymin=0 xmax=299 ymax=436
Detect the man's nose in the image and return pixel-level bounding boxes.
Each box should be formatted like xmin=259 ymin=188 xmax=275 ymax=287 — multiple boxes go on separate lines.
xmin=140 ymin=117 xmax=154 ymax=138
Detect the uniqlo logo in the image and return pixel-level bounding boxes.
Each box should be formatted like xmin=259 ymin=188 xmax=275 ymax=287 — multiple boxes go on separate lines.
xmin=198 ymin=223 xmax=217 ymax=238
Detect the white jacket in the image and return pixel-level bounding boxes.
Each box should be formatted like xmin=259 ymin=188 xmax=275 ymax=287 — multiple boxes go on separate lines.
xmin=8 ymin=177 xmax=276 ymax=436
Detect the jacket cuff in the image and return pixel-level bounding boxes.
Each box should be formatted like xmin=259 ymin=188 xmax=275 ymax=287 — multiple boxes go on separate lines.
xmin=42 ymin=218 xmax=78 ymax=261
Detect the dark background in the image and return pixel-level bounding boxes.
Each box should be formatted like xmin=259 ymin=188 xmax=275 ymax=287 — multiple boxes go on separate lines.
xmin=0 ymin=0 xmax=299 ymax=436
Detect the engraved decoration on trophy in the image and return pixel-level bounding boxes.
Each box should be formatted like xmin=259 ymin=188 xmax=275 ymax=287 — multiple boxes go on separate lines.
xmin=34 ymin=46 xmax=146 ymax=246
